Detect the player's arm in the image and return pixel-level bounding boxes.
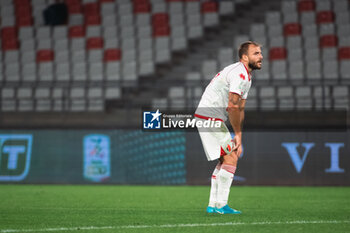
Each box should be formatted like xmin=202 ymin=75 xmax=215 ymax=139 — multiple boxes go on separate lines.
xmin=227 ymin=93 xmax=243 ymax=156
xmin=239 ymin=99 xmax=246 ymax=131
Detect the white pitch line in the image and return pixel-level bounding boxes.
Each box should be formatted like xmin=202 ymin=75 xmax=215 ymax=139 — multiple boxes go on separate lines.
xmin=1 ymin=220 xmax=350 ymax=233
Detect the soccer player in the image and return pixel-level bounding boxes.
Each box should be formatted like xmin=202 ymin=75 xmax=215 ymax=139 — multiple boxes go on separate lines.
xmin=195 ymin=41 xmax=263 ymax=214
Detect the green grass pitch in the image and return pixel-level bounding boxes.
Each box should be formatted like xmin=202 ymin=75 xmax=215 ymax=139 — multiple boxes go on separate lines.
xmin=0 ymin=185 xmax=349 ymax=233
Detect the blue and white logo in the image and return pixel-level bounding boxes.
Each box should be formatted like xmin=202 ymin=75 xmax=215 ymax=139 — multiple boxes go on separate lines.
xmin=0 ymin=134 xmax=33 ymax=182
xmin=143 ymin=109 xmax=162 ymax=129
xmin=83 ymin=134 xmax=111 ymax=182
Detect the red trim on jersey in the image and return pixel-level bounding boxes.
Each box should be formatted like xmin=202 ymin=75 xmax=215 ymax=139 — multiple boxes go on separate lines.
xmin=241 ymin=62 xmax=251 ymax=82
xmin=194 ymin=114 xmax=224 ymax=122
xmin=229 ymin=91 xmax=242 ymax=97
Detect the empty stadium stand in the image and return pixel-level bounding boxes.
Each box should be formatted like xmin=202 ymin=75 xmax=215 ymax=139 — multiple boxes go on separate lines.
xmin=151 ymin=0 xmax=349 ymax=113
xmin=0 ymin=0 xmax=236 ymax=113
xmin=0 ymin=0 xmax=349 ymax=128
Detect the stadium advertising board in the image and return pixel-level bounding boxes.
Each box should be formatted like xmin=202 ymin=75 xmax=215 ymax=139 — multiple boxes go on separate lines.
xmin=0 ymin=135 xmax=33 ymax=181
xmin=187 ymin=131 xmax=350 ymax=185
xmin=0 ymin=130 xmax=186 ymax=185
xmin=83 ymin=134 xmax=111 ymax=182
xmin=0 ymin=130 xmax=348 ymax=185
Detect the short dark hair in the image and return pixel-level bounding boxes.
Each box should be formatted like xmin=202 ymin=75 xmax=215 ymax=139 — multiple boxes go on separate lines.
xmin=238 ymin=41 xmax=261 ymax=59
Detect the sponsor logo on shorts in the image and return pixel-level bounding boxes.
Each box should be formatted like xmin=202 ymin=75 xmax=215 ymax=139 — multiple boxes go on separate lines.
xmin=226 ymin=144 xmax=231 ymax=152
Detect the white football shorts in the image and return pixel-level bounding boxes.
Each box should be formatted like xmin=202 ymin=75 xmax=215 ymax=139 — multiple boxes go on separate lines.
xmin=195 ymin=117 xmax=234 ymax=161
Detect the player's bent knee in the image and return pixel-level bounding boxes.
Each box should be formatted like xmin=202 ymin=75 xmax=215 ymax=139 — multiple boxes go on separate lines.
xmin=233 ymin=152 xmax=240 ymax=160
xmin=222 ymin=152 xmax=238 ymax=165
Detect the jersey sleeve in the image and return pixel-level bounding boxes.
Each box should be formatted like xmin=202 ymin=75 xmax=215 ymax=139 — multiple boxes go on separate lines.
xmin=228 ymin=69 xmax=245 ymax=98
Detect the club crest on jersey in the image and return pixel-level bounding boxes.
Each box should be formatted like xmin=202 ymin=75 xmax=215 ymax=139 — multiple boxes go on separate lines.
xmin=239 ymin=73 xmax=245 ymax=80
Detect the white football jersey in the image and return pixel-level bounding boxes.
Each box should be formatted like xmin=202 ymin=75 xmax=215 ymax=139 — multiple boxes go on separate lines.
xmin=195 ymin=62 xmax=252 ymax=122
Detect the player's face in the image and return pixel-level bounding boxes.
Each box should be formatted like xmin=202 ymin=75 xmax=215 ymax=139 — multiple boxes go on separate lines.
xmin=247 ymin=45 xmax=263 ymax=70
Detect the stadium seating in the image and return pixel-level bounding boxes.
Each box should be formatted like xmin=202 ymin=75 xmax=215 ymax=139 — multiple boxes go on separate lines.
xmin=0 ymin=0 xmax=233 ymax=112
xmin=0 ymin=0 xmax=349 ymax=113
xmin=172 ymin=0 xmax=350 ymax=111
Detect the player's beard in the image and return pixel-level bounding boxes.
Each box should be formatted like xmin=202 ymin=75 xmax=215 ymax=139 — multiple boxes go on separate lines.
xmin=248 ymin=60 xmax=262 ymax=70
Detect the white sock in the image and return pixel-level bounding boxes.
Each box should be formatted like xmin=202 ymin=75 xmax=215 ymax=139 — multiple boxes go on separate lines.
xmin=216 ymin=164 xmax=236 ymax=209
xmin=208 ymin=162 xmax=221 ymax=207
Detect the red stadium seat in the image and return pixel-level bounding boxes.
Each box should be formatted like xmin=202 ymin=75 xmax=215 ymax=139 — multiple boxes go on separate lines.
xmin=65 ymin=0 xmax=82 ymax=13
xmin=338 ymin=47 xmax=350 ymax=60
xmin=153 ymin=26 xmax=170 ymax=37
xmin=298 ymin=0 xmax=315 ymax=12
xmin=1 ymin=27 xmax=18 ymax=50
xmin=152 ymin=13 xmax=170 ymax=37
xmin=320 ymin=35 xmax=338 ymax=47
xmin=14 ymin=0 xmax=30 ymax=7
xmin=17 ymin=16 xmax=33 ymax=27
xmin=284 ymin=23 xmax=302 ymax=36
xmin=269 ymin=47 xmax=287 ymax=60
xmin=316 ymin=11 xmax=335 ymax=24
xmin=15 ymin=5 xmax=32 ymax=17
xmin=201 ymin=1 xmax=218 ymax=13
xmin=87 ymin=37 xmax=104 ymax=49
xmin=65 ymin=0 xmax=80 ymax=5
xmin=1 ymin=27 xmax=17 ymax=40
xmin=15 ymin=3 xmax=33 ymax=27
xmin=37 ymin=50 xmax=54 ymax=62
xmin=104 ymin=49 xmax=122 ymax=62
xmin=83 ymin=2 xmax=100 ymax=15
xmin=152 ymin=13 xmax=169 ymax=27
xmin=69 ymin=25 xmax=85 ymax=38
xmin=133 ymin=3 xmax=151 ymax=13
xmin=133 ymin=0 xmax=150 ymax=4
xmin=85 ymin=15 xmax=101 ymax=25
xmin=67 ymin=4 xmax=82 ymax=14
xmin=2 ymin=39 xmax=19 ymax=51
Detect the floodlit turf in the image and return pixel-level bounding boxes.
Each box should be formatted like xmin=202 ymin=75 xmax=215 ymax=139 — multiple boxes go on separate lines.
xmin=0 ymin=185 xmax=349 ymax=233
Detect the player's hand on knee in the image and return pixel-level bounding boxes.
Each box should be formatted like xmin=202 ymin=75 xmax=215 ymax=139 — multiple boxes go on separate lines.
xmin=232 ymin=134 xmax=241 ymax=151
